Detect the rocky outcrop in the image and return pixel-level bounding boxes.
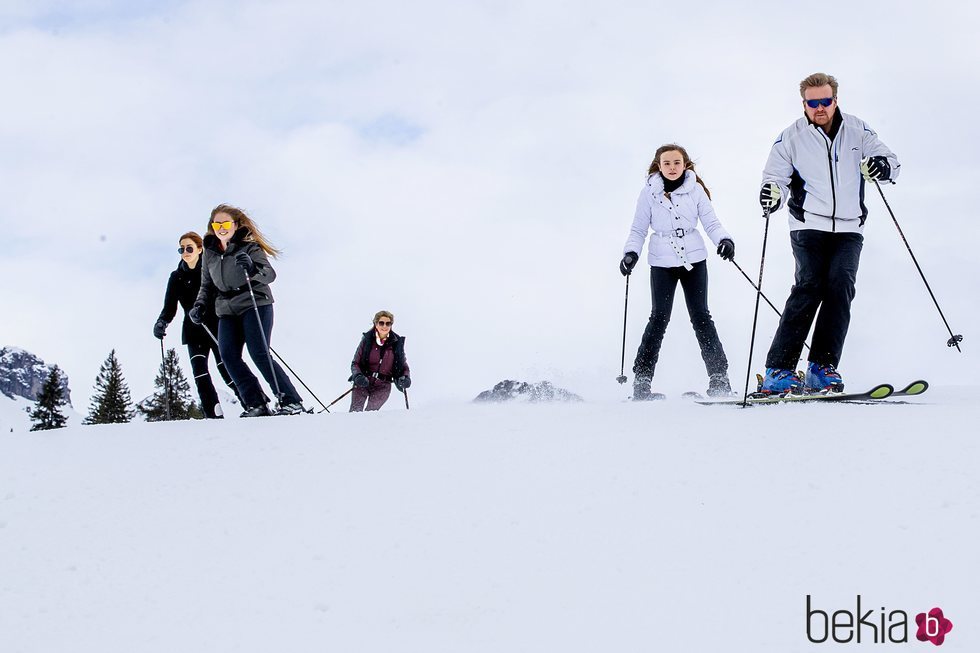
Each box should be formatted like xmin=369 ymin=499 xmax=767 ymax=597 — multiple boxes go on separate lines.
xmin=473 ymin=380 xmax=582 ymax=403
xmin=0 ymin=347 xmax=72 ymax=405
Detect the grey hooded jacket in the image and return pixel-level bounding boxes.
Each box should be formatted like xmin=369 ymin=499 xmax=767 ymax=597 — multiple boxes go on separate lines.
xmin=762 ymin=110 xmax=900 ymax=233
xmin=194 ymin=227 xmax=276 ymax=318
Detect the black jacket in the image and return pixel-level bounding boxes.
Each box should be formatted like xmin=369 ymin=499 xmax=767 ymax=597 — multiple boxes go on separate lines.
xmin=157 ymin=260 xmax=220 ymax=345
xmin=350 ymin=330 xmax=409 ymax=381
xmin=195 ymin=227 xmax=276 ymax=318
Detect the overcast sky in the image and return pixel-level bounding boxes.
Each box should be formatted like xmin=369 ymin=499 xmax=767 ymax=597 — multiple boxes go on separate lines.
xmin=2 ymin=0 xmax=978 ymax=409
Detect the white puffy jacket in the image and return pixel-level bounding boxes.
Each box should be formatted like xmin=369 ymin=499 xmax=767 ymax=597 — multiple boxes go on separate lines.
xmin=623 ymin=171 xmax=732 ymax=270
xmin=762 ymin=110 xmax=900 ymax=233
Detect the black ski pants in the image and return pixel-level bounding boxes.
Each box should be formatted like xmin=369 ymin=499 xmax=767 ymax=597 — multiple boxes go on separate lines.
xmin=632 ymin=261 xmax=728 ymax=380
xmin=187 ymin=336 xmax=243 ymax=418
xmin=765 ymin=230 xmax=863 ymax=370
xmin=217 ymin=304 xmax=302 ymax=409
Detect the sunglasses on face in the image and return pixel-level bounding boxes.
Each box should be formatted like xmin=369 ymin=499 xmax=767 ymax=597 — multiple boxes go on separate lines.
xmin=178 ymin=245 xmax=196 ymax=254
xmin=211 ymin=220 xmax=236 ymax=231
xmin=376 ymin=320 xmax=392 ymax=326
xmin=805 ymin=97 xmax=834 ymax=108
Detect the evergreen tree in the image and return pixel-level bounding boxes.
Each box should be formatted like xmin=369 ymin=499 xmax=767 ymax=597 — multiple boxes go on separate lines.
xmin=83 ymin=349 xmax=135 ymax=425
xmin=136 ymin=347 xmax=198 ymax=421
xmin=28 ymin=366 xmax=69 ymax=431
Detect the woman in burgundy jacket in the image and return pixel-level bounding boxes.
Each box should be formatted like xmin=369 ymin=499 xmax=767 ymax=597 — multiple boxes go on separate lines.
xmin=349 ymin=310 xmax=410 ymax=412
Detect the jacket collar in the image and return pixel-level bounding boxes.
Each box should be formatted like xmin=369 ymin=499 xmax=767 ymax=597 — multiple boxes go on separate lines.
xmin=203 ymin=226 xmax=252 ymax=253
xmin=806 ymin=107 xmax=844 ymax=141
xmin=647 ymin=170 xmax=696 ymax=195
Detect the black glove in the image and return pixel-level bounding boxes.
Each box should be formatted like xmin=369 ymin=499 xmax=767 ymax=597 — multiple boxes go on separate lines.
xmin=353 ymin=373 xmax=370 ymax=388
xmin=188 ymin=304 xmax=205 ymax=325
xmin=235 ymin=250 xmax=256 ymax=276
xmin=861 ymin=156 xmax=891 ymax=182
xmin=759 ymin=183 xmax=781 ymax=212
xmin=153 ymin=319 xmax=167 ymax=339
xmin=619 ymin=252 xmax=638 ymax=276
xmin=716 ymin=239 xmax=735 ymax=261
xmin=395 ymin=375 xmax=411 ymax=391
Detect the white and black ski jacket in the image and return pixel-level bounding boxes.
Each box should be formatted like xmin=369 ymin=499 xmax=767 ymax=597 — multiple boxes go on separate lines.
xmin=761 ymin=110 xmax=900 ymax=233
xmin=623 ymin=171 xmax=732 ymax=270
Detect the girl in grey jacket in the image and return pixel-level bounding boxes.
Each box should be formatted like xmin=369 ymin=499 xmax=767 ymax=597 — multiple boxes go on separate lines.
xmin=191 ymin=204 xmax=304 ymax=417
xmin=620 ymin=144 xmax=735 ymax=399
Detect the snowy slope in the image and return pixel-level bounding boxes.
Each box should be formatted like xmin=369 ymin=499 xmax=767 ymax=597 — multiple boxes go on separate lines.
xmin=1 ymin=390 xmax=978 ymax=652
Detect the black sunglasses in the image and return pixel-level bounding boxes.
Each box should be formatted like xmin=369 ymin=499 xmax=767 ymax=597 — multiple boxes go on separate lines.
xmin=376 ymin=320 xmax=392 ymax=326
xmin=178 ymin=245 xmax=196 ymax=254
xmin=805 ymin=97 xmax=834 ymax=108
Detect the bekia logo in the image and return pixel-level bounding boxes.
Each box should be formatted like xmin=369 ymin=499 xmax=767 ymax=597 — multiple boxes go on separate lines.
xmin=916 ymin=608 xmax=954 ymax=646
xmin=806 ymin=595 xmax=954 ymax=646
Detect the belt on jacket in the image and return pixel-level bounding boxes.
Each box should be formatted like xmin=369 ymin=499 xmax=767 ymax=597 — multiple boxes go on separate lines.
xmin=651 ymin=227 xmax=694 ymax=238
xmin=369 ymin=372 xmax=394 ymax=382
xmin=218 ymin=287 xmax=248 ymax=299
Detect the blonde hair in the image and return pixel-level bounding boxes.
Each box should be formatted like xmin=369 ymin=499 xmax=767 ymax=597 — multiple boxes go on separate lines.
xmin=373 ymin=310 xmax=394 ymax=325
xmin=799 ymin=72 xmax=838 ymax=99
xmin=207 ymin=204 xmax=282 ymax=258
xmin=647 ymin=143 xmax=712 ymax=200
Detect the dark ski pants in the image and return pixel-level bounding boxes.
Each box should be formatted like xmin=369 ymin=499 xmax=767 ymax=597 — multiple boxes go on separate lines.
xmin=633 ymin=261 xmax=728 ymax=380
xmin=350 ymin=379 xmax=392 ymax=412
xmin=217 ymin=304 xmax=302 ymax=409
xmin=187 ymin=337 xmax=244 ymax=418
xmin=766 ymin=230 xmax=864 ymax=370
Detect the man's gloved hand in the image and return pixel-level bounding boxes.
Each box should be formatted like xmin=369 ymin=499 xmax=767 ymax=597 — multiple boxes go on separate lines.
xmin=395 ymin=375 xmax=411 ymax=391
xmin=760 ymin=182 xmax=782 ymax=212
xmin=235 ymin=250 xmax=256 ymax=275
xmin=620 ymin=252 xmax=638 ymax=276
xmin=353 ymin=373 xmax=370 ymax=388
xmin=717 ymin=239 xmax=735 ymax=261
xmin=153 ymin=319 xmax=167 ymax=339
xmin=861 ymin=156 xmax=891 ymax=182
xmin=188 ymin=304 xmax=205 ymax=325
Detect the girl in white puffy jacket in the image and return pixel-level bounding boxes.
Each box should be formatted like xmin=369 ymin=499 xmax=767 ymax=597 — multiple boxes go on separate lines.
xmin=620 ymin=144 xmax=735 ymax=399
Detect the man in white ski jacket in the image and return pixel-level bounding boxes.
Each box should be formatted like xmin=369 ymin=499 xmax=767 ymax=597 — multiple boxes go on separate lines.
xmin=758 ymin=72 xmax=900 ymax=393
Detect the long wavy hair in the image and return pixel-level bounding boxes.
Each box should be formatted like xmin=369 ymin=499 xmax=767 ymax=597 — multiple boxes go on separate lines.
xmin=647 ymin=143 xmax=712 ymax=200
xmin=207 ymin=204 xmax=281 ymax=258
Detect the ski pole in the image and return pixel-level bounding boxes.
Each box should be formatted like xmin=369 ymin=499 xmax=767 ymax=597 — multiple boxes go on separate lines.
xmin=616 ymin=273 xmax=630 ymax=384
xmin=741 ymin=208 xmax=772 ymax=406
xmin=268 ymin=346 xmax=329 ymax=412
xmin=243 ymin=269 xmax=284 ymax=405
xmin=403 ymin=388 xmax=410 ymax=410
xmin=874 ymin=181 xmax=963 ymax=351
xmin=326 ymin=387 xmax=354 ymax=410
xmin=160 ymin=339 xmax=172 ymax=420
xmin=728 ymin=258 xmax=810 ymax=352
xmin=201 ymin=323 xmax=219 ymax=346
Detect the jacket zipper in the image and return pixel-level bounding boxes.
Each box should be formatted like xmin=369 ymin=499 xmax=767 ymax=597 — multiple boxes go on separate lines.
xmin=820 ymin=128 xmax=837 ymax=231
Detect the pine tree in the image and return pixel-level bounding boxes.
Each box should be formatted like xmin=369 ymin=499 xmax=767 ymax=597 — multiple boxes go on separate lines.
xmin=136 ymin=347 xmax=198 ymax=421
xmin=83 ymin=349 xmax=135 ymax=425
xmin=28 ymin=366 xmax=69 ymax=431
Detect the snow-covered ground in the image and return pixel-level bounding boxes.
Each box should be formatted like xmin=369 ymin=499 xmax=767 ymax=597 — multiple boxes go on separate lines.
xmin=2 ymin=389 xmax=977 ymax=652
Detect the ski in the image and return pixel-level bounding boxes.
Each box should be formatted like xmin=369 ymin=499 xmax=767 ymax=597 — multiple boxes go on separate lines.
xmin=891 ymin=380 xmax=928 ymax=397
xmin=695 ymin=383 xmax=894 ymax=406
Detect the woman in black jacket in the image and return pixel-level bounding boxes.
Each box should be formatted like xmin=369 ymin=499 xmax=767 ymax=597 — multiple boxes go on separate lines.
xmin=153 ymin=231 xmax=244 ymax=418
xmin=190 ymin=205 xmax=304 ymax=417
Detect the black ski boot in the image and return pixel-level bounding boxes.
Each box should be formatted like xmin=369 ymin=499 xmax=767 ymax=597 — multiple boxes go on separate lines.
xmin=632 ymin=376 xmax=664 ymax=401
xmin=276 ymin=402 xmax=306 ymax=416
xmin=706 ymin=373 xmax=734 ymax=397
xmin=240 ymin=403 xmax=273 ymax=418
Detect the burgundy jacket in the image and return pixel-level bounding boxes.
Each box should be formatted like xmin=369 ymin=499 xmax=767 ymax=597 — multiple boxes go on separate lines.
xmin=350 ymin=330 xmax=409 ymax=382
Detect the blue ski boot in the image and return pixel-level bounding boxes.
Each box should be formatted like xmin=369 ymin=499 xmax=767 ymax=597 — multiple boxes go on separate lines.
xmin=760 ymin=368 xmax=802 ymax=395
xmin=805 ymin=362 xmax=844 ymax=392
